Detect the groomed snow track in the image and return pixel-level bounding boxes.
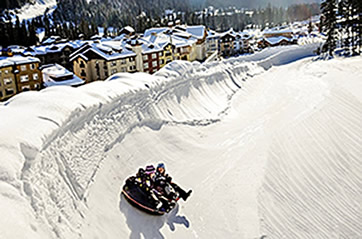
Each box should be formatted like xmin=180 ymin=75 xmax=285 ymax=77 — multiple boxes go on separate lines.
xmin=0 ymin=44 xmax=361 ymax=238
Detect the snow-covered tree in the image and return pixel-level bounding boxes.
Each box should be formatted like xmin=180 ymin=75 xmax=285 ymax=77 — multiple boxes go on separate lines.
xmin=321 ymin=0 xmax=338 ymax=55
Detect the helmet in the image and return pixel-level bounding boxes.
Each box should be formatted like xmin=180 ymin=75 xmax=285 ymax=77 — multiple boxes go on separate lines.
xmin=157 ymin=163 xmax=165 ymax=170
xmin=136 ymin=168 xmax=145 ymax=177
xmin=145 ymin=165 xmax=155 ymax=174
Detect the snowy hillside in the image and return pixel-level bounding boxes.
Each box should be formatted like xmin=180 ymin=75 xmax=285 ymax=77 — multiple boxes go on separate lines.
xmin=0 ymin=45 xmax=361 ymax=238
xmin=9 ymin=0 xmax=57 ymax=22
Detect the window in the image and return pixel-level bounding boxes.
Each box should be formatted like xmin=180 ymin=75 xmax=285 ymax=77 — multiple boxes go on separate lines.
xmin=0 ymin=70 xmax=1 ymax=76
xmin=121 ymin=59 xmax=126 ymax=64
xmin=159 ymin=52 xmax=163 ymax=57
xmin=111 ymin=61 xmax=117 ymax=67
xmin=4 ymin=70 xmax=9 ymax=74
xmin=130 ymin=65 xmax=136 ymax=71
xmin=0 ymin=91 xmax=2 ymax=98
xmin=34 ymin=84 xmax=40 ymax=90
xmin=20 ymin=75 xmax=29 ymax=82
xmin=81 ymin=70 xmax=86 ymax=77
xmin=4 ymin=78 xmax=12 ymax=85
xmin=33 ymin=73 xmax=39 ymax=80
xmin=111 ymin=69 xmax=117 ymax=74
xmin=121 ymin=67 xmax=127 ymax=72
xmin=30 ymin=64 xmax=35 ymax=70
xmin=130 ymin=57 xmax=135 ymax=62
xmin=21 ymin=65 xmax=27 ymax=71
xmin=143 ymin=55 xmax=148 ymax=61
xmin=80 ymin=61 xmax=85 ymax=68
xmin=152 ymin=53 xmax=157 ymax=59
xmin=5 ymin=88 xmax=14 ymax=95
xmin=21 ymin=85 xmax=30 ymax=91
xmin=152 ymin=61 xmax=157 ymax=67
xmin=160 ymin=59 xmax=164 ymax=65
xmin=143 ymin=63 xmax=148 ymax=69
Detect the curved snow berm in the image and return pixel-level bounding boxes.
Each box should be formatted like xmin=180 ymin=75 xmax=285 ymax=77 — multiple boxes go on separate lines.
xmin=0 ymin=43 xmax=352 ymax=239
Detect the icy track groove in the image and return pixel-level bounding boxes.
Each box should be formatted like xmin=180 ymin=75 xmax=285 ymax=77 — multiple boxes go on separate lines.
xmin=1 ymin=44 xmax=361 ymax=238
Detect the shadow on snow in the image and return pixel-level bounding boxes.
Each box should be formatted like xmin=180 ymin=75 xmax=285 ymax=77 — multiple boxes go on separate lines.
xmin=119 ymin=194 xmax=190 ymax=239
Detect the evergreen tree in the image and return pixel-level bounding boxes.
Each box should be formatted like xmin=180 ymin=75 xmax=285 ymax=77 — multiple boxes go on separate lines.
xmin=321 ymin=0 xmax=337 ymax=55
xmin=28 ymin=20 xmax=38 ymax=46
xmin=350 ymin=0 xmax=362 ymax=54
xmin=338 ymin=0 xmax=350 ymax=54
xmin=308 ymin=19 xmax=313 ymax=34
xmin=19 ymin=21 xmax=27 ymax=46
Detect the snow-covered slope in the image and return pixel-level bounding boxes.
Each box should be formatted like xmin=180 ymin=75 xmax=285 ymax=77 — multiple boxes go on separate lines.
xmin=9 ymin=0 xmax=57 ymax=22
xmin=0 ymin=45 xmax=361 ymax=238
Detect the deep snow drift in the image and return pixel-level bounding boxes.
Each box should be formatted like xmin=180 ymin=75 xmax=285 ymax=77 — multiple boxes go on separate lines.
xmin=0 ymin=45 xmax=361 ymax=238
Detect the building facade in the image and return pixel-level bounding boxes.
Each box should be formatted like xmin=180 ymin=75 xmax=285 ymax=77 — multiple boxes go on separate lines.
xmin=13 ymin=57 xmax=42 ymax=93
xmin=219 ymin=32 xmax=236 ymax=57
xmin=71 ymin=44 xmax=137 ymax=83
xmin=0 ymin=59 xmax=17 ymax=101
xmin=0 ymin=56 xmax=43 ymax=101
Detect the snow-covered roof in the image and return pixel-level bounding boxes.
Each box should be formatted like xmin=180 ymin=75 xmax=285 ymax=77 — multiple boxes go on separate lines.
xmin=69 ymin=42 xmax=136 ymax=62
xmin=219 ymin=29 xmax=236 ymax=38
xmin=2 ymin=56 xmax=40 ymax=65
xmin=42 ymin=35 xmax=62 ymax=45
xmin=137 ymin=38 xmax=163 ymax=54
xmin=264 ymin=36 xmax=294 ymax=45
xmin=23 ymin=41 xmax=85 ymax=57
xmin=263 ymin=27 xmax=293 ymax=35
xmin=90 ymin=34 xmax=102 ymax=40
xmin=142 ymin=33 xmax=193 ymax=50
xmin=185 ymin=25 xmax=206 ymax=40
xmin=173 ymin=30 xmax=192 ymax=39
xmin=42 ymin=63 xmax=84 ymax=87
xmin=171 ymin=35 xmax=194 ymax=48
xmin=0 ymin=57 xmax=14 ymax=68
xmin=144 ymin=27 xmax=169 ymax=37
xmin=123 ymin=26 xmax=135 ymax=34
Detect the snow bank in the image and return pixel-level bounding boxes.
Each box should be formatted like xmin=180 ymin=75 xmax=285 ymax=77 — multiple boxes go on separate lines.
xmin=0 ymin=45 xmax=333 ymax=238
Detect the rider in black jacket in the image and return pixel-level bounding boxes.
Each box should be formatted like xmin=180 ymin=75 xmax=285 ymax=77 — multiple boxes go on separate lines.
xmin=154 ymin=163 xmax=192 ymax=201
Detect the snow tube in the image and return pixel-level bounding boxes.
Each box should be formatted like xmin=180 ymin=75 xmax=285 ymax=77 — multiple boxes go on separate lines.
xmin=121 ymin=180 xmax=178 ymax=215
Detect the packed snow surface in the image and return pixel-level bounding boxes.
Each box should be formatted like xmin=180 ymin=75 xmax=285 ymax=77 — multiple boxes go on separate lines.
xmin=0 ymin=45 xmax=361 ymax=238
